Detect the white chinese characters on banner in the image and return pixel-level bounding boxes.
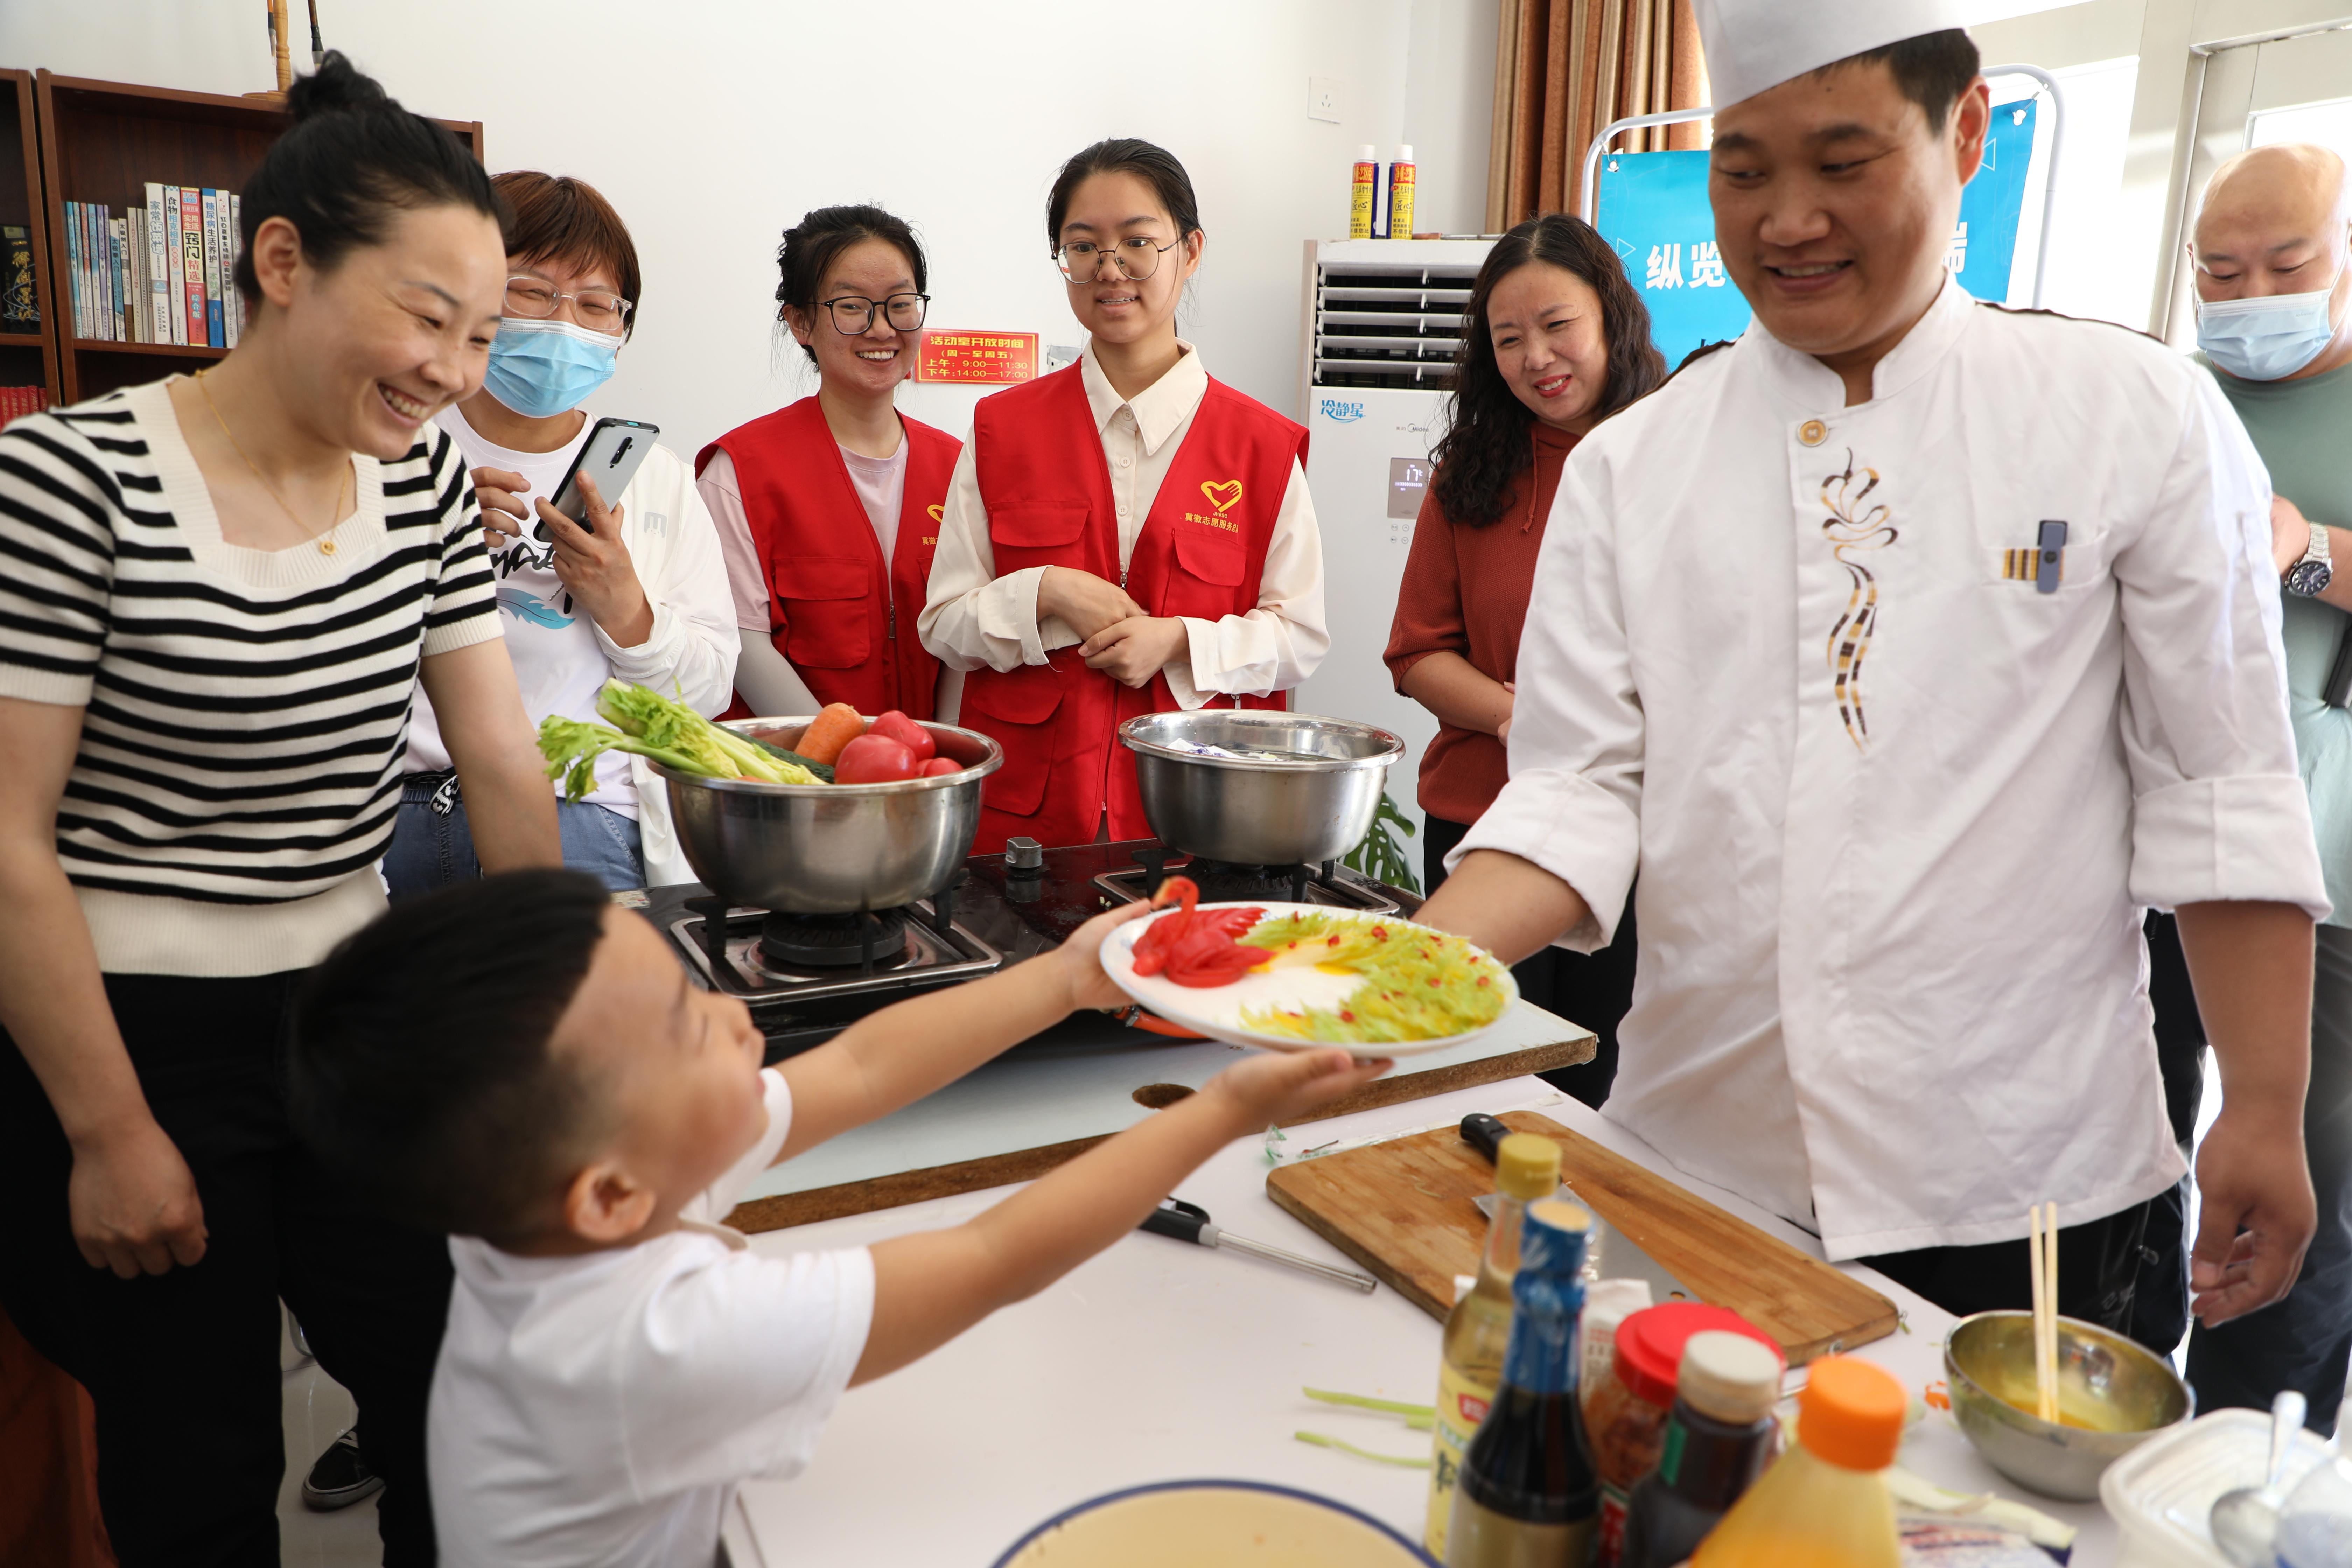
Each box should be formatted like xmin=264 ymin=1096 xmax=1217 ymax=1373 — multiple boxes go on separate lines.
xmin=1645 ymin=240 xmax=1730 ymax=292
xmin=1945 ymin=220 xmax=1968 ymax=274
xmin=1646 ymin=243 xmax=1683 ymax=289
xmin=1690 ymin=241 xmax=1727 ymax=289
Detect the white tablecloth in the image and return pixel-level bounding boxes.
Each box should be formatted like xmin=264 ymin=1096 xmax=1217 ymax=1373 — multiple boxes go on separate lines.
xmin=724 ymin=1077 xmax=2115 ymax=1566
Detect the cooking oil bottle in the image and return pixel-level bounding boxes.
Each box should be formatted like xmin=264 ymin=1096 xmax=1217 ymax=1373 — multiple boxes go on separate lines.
xmin=1424 ymin=1131 xmax=1562 ymax=1560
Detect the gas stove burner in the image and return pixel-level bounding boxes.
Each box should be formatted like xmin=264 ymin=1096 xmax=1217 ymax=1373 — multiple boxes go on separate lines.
xmin=1175 ymin=859 xmax=1311 ymax=903
xmin=760 ymin=909 xmax=910 ymax=971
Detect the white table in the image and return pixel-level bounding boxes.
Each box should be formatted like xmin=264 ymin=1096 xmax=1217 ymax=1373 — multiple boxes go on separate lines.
xmin=723 ymin=1078 xmax=2115 ymax=1567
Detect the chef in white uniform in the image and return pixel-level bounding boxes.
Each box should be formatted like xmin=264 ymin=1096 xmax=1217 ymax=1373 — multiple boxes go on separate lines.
xmin=1417 ymin=0 xmax=2328 ymax=1330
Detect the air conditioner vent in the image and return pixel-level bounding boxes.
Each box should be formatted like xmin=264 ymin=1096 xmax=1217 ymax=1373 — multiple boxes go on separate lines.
xmin=1312 ymin=260 xmax=1483 ymax=388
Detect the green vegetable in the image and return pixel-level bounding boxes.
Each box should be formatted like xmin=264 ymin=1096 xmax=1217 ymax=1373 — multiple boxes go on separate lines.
xmin=1293 ymin=1430 xmax=1431 ymax=1468
xmin=743 ymin=733 xmax=835 ymax=783
xmin=1303 ymin=1387 xmax=1435 ymax=1429
xmin=536 ymin=682 xmax=822 ymax=802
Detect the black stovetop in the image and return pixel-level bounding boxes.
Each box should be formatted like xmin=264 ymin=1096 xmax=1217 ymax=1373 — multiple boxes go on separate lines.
xmin=635 ymin=839 xmax=1411 ymax=1063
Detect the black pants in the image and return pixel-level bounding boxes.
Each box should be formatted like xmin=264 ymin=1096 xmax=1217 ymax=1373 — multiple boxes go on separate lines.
xmin=1859 ymin=1199 xmax=2155 ymax=1342
xmin=2184 ymin=923 xmax=2352 ymax=1435
xmin=0 ymin=972 xmax=452 ymax=1566
xmin=2132 ymin=909 xmax=2207 ymax=1362
xmin=1423 ymin=814 xmax=1633 ymax=1110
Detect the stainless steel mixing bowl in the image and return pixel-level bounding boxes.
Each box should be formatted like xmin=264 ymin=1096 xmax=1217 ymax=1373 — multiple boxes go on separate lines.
xmin=659 ymin=718 xmax=1002 ymax=913
xmin=1118 ymin=710 xmax=1404 ymax=867
xmin=1944 ymin=1310 xmax=2193 ymax=1500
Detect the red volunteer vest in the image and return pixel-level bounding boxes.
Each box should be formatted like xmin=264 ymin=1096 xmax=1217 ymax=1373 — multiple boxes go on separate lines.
xmin=961 ymin=365 xmax=1308 ymax=853
xmin=698 ymin=397 xmax=959 ymax=721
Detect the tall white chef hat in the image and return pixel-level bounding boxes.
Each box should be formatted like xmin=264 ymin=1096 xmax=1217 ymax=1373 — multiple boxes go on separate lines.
xmin=1693 ymin=0 xmax=1974 ymax=109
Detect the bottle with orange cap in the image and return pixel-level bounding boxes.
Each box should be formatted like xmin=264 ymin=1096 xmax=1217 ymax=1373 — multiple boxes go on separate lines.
xmin=1690 ymin=1355 xmax=1905 ymax=1568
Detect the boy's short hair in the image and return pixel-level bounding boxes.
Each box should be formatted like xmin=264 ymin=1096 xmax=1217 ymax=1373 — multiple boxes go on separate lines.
xmin=1822 ymin=28 xmax=1982 ymax=134
xmin=289 ymin=869 xmax=614 ymax=1242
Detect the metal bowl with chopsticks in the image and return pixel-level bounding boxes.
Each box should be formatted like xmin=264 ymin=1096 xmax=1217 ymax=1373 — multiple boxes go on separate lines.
xmin=658 ymin=717 xmax=1002 ymax=914
xmin=1943 ymin=1310 xmax=2194 ymax=1500
xmin=1117 ymin=710 xmax=1404 ymax=868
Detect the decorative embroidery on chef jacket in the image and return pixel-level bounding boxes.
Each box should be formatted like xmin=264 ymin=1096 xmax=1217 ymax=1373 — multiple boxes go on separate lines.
xmin=1818 ymin=450 xmax=1897 ymax=750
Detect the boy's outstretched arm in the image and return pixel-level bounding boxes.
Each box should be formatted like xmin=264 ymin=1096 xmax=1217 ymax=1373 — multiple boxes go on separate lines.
xmin=774 ymin=903 xmax=1149 ymax=1162
xmin=851 ymin=1047 xmax=1391 ymax=1386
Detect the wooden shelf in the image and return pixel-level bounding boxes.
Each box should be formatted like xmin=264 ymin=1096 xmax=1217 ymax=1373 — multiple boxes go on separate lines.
xmin=28 ymin=71 xmax=484 ymax=404
xmin=0 ymin=70 xmax=55 ymax=399
xmin=68 ymin=336 xmax=225 ymax=359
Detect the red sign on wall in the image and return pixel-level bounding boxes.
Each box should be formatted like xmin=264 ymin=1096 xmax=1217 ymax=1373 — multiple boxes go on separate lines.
xmin=915 ymin=330 xmax=1039 ymax=385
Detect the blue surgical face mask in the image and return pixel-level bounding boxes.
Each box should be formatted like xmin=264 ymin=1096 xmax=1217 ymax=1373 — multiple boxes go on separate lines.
xmin=481 ymin=316 xmax=621 ymax=418
xmin=2196 ymin=270 xmax=2341 ymax=382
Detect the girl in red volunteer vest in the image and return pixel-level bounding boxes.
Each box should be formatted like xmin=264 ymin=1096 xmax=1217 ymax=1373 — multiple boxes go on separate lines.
xmin=920 ymin=139 xmax=1328 ymax=853
xmin=699 ymin=205 xmax=959 ymax=721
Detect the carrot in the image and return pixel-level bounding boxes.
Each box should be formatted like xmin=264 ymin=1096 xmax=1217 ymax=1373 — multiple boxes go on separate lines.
xmin=794 ymin=703 xmax=865 ymax=766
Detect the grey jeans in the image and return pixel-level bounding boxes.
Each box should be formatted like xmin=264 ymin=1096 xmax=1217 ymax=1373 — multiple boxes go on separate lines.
xmin=2187 ymin=922 xmax=2352 ymax=1433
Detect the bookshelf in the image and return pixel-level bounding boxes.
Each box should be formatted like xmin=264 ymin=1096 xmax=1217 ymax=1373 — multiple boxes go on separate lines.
xmin=0 ymin=70 xmax=51 ymax=402
xmin=32 ymin=72 xmax=484 ymax=405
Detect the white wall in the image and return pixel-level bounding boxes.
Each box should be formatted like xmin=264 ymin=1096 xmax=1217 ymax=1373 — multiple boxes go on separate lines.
xmin=2 ymin=0 xmax=1494 ymax=457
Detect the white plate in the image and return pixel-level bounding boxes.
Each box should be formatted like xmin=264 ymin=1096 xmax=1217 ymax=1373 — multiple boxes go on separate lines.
xmin=1101 ymin=901 xmax=1518 ymax=1058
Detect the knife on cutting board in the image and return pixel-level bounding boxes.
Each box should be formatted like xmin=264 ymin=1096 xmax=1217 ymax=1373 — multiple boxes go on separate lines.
xmin=1461 ymin=1113 xmax=1695 ymax=1304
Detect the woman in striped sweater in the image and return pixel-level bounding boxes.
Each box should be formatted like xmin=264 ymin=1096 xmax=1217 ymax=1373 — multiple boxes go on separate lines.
xmin=0 ymin=57 xmax=556 ymax=1566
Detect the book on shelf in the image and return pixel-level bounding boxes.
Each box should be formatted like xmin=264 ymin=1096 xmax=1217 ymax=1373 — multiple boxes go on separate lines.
xmin=162 ymin=185 xmax=187 ymax=346
xmin=200 ymin=188 xmax=224 ymax=348
xmin=178 ymin=188 xmax=203 ymax=346
xmin=0 ymin=384 xmax=49 ymax=424
xmin=61 ymin=187 xmax=246 ymax=348
xmin=1 ymin=224 xmax=34 ymax=330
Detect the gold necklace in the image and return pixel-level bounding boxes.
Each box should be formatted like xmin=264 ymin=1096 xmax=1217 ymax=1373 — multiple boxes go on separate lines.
xmin=194 ymin=369 xmax=350 ymax=556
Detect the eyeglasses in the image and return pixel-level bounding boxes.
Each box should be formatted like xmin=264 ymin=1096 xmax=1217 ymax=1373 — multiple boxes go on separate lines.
xmin=505 ymin=275 xmax=633 ymax=334
xmin=818 ymin=293 xmax=930 ymax=334
xmin=1055 ymin=236 xmax=1183 ymax=285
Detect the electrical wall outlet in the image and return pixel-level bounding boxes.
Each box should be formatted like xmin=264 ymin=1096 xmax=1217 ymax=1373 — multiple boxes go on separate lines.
xmin=1308 ymin=76 xmax=1342 ymax=123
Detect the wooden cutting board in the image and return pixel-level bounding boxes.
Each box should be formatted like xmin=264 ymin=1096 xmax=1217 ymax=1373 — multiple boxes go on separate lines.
xmin=1265 ymin=1111 xmax=1897 ymax=1365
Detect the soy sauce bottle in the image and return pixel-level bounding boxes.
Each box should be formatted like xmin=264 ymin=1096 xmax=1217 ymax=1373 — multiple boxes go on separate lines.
xmin=1619 ymin=1331 xmax=1784 ymax=1568
xmin=1446 ymin=1198 xmax=1598 ymax=1567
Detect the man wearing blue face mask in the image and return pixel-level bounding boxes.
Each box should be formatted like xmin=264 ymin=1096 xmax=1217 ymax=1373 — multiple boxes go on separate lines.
xmin=2184 ymin=141 xmax=2352 ymax=1433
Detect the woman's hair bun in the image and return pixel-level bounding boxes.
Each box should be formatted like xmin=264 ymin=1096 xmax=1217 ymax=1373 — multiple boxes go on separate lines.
xmin=285 ymin=50 xmax=389 ymax=124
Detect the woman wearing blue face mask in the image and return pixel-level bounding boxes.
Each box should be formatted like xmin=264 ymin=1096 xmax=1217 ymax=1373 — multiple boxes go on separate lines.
xmin=384 ymin=170 xmax=738 ymax=904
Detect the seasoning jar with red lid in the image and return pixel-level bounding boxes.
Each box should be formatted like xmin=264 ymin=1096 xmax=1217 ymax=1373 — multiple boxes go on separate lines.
xmin=1582 ymin=1301 xmax=1783 ymax=1568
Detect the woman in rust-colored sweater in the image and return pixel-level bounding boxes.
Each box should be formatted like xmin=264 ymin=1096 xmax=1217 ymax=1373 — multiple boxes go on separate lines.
xmin=1384 ymin=213 xmax=1663 ymax=1106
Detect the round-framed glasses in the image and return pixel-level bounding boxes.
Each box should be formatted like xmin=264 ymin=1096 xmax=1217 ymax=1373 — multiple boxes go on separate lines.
xmin=504 ymin=275 xmax=633 ymax=334
xmin=1055 ymin=235 xmax=1182 ymax=285
xmin=818 ymin=293 xmax=930 ymax=333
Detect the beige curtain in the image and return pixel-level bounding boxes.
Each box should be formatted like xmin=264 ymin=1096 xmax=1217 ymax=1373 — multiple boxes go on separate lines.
xmin=1485 ymin=0 xmax=1710 ymax=232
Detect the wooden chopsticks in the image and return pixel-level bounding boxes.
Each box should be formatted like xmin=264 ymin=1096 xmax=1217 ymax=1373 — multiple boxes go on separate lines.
xmin=2028 ymin=1202 xmax=2059 ymax=1423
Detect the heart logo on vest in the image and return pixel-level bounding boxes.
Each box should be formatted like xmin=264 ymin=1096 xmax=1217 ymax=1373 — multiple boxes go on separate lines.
xmin=1199 ymin=480 xmax=1244 ymax=514
xmin=927 ymin=504 xmax=944 ymax=523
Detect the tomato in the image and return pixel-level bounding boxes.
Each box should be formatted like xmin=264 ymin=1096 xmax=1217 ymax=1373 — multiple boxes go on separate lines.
xmin=868 ymin=709 xmax=936 ymax=763
xmin=834 ymin=734 xmax=919 ymax=783
xmin=1129 ymin=876 xmax=1266 ymax=987
xmin=918 ymin=757 xmax=962 ymax=777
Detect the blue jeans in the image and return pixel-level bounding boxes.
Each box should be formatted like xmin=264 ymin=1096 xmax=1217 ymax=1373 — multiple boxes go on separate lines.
xmin=383 ymin=773 xmax=643 ymax=901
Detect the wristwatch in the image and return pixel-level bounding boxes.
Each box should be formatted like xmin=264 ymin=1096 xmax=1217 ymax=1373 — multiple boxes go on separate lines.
xmin=2288 ymin=520 xmax=2333 ymax=598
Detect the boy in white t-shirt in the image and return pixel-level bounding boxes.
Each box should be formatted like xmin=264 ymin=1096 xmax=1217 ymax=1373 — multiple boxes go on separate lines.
xmin=286 ymin=870 xmax=1388 ymax=1568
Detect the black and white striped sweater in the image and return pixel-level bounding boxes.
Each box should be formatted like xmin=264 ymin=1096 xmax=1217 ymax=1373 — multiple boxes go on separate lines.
xmin=0 ymin=379 xmax=498 ymax=974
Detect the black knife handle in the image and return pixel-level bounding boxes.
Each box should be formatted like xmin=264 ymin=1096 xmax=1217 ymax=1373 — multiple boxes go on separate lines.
xmin=1461 ymin=1113 xmax=1509 ymax=1163
xmin=1140 ymin=1197 xmax=1210 ymax=1244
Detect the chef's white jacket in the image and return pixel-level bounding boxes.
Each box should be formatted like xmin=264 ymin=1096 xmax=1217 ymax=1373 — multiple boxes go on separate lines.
xmin=1458 ymin=278 xmax=2328 ymax=1259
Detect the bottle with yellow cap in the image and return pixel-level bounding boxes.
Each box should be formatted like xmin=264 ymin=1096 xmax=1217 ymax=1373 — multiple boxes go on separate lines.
xmin=1423 ymin=1131 xmax=1563 ymax=1560
xmin=1691 ymin=1355 xmax=1905 ymax=1568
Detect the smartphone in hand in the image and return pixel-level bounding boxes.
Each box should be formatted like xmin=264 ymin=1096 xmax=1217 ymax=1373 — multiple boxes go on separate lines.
xmin=550 ymin=417 xmax=659 ymax=532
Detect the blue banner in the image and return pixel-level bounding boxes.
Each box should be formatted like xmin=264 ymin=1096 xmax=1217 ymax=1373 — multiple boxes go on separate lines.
xmin=1592 ymin=100 xmax=2038 ymax=370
